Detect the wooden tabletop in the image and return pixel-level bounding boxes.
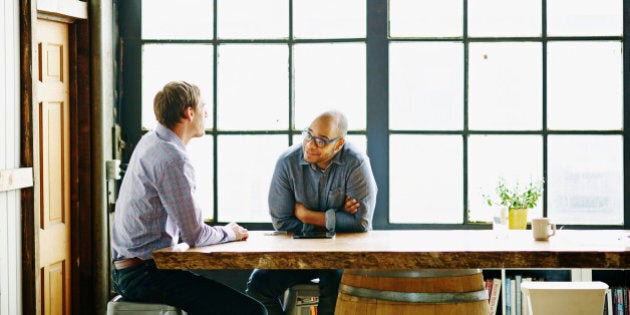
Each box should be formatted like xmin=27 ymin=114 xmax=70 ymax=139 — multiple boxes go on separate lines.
xmin=153 ymin=230 xmax=630 ymax=270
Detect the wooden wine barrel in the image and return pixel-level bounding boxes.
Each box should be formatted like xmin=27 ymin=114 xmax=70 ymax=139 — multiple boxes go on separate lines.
xmin=335 ymin=269 xmax=489 ymax=315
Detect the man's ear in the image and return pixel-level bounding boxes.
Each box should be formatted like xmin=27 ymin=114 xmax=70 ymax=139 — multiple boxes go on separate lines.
xmin=335 ymin=138 xmax=345 ymax=152
xmin=182 ymin=106 xmax=194 ymax=121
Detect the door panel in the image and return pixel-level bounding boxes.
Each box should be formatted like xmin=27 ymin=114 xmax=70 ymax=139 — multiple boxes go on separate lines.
xmin=36 ymin=18 xmax=71 ymax=315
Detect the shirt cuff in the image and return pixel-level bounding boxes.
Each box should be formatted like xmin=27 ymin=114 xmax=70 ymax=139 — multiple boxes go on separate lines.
xmin=221 ymin=226 xmax=237 ymax=242
xmin=325 ymin=209 xmax=336 ymax=232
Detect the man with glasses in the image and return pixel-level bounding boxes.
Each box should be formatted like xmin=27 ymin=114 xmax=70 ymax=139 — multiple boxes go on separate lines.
xmin=246 ymin=110 xmax=378 ymax=315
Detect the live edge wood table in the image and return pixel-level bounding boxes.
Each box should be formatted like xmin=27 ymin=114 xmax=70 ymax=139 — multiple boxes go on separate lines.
xmin=153 ymin=230 xmax=630 ymax=314
xmin=154 ymin=230 xmax=630 ymax=270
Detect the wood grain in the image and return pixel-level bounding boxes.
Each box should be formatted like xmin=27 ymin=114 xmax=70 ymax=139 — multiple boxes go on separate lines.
xmin=153 ymin=230 xmax=630 ymax=270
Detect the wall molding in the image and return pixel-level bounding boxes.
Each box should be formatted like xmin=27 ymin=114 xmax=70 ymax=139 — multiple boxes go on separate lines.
xmin=37 ymin=0 xmax=87 ymax=20
xmin=0 ymin=168 xmax=34 ymax=192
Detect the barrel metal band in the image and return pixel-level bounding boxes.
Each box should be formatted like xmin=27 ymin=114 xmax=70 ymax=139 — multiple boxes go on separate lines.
xmin=339 ymin=284 xmax=489 ymax=303
xmin=343 ymin=269 xmax=482 ymax=278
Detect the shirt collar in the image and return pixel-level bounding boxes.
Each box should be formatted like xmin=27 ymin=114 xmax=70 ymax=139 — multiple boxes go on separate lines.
xmin=155 ymin=124 xmax=186 ymax=151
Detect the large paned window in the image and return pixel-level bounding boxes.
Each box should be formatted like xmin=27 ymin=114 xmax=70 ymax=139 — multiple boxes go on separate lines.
xmin=118 ymin=0 xmax=628 ymax=229
xmin=388 ymin=0 xmax=624 ymax=226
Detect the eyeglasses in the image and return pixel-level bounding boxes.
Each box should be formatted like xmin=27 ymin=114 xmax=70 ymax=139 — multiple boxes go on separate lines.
xmin=301 ymin=129 xmax=340 ymax=148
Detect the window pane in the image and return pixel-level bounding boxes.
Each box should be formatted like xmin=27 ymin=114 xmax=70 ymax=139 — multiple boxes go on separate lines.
xmin=389 ymin=42 xmax=463 ymax=130
xmin=469 ymin=42 xmax=542 ymax=130
xmin=142 ymin=0 xmax=213 ymax=39
xmin=548 ymin=136 xmax=623 ymax=225
xmin=217 ymin=135 xmax=288 ymax=222
xmin=188 ymin=136 xmax=214 ymax=221
xmin=347 ymin=135 xmax=367 ymax=155
xmin=293 ymin=0 xmax=365 ymax=38
xmin=142 ymin=44 xmax=214 ymax=130
xmin=468 ymin=135 xmax=543 ymax=222
xmin=547 ymin=0 xmax=622 ymax=36
xmin=547 ymin=41 xmax=623 ymax=130
xmin=390 ymin=135 xmax=463 ymax=224
xmin=217 ymin=0 xmax=288 ymax=39
xmin=217 ymin=44 xmax=288 ymax=130
xmin=389 ymin=0 xmax=462 ymax=37
xmin=294 ymin=43 xmax=366 ymax=130
xmin=468 ymin=0 xmax=541 ymax=37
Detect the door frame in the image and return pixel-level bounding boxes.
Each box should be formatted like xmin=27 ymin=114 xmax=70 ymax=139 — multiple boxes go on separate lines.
xmin=19 ymin=0 xmax=92 ymax=314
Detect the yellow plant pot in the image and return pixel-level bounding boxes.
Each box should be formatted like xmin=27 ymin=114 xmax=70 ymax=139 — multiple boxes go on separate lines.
xmin=508 ymin=208 xmax=528 ymax=230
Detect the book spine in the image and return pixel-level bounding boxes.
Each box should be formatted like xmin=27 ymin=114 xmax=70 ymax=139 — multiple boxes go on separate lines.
xmin=510 ymin=278 xmax=516 ymax=315
xmin=506 ymin=278 xmax=512 ymax=315
xmin=515 ymin=275 xmax=522 ymax=315
xmin=625 ymin=288 xmax=628 ymax=315
xmin=489 ymin=278 xmax=502 ymax=315
xmin=616 ymin=288 xmax=624 ymax=315
xmin=607 ymin=289 xmax=612 ymax=315
xmin=485 ymin=278 xmax=493 ymax=305
xmin=521 ymin=277 xmax=532 ymax=315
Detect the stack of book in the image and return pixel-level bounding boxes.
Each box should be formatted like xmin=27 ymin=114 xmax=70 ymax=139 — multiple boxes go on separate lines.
xmin=486 ymin=274 xmax=545 ymax=315
xmin=610 ymin=286 xmax=628 ymax=315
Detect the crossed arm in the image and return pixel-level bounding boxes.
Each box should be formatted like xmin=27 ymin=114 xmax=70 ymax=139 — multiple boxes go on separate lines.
xmin=294 ymin=196 xmax=360 ymax=227
xmin=270 ymin=158 xmax=377 ymax=233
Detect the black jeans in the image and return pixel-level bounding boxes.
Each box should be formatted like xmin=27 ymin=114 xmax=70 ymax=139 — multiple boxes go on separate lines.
xmin=111 ymin=259 xmax=267 ymax=315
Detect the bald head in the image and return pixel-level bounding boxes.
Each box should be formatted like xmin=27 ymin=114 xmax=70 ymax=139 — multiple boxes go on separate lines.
xmin=313 ymin=110 xmax=348 ymax=138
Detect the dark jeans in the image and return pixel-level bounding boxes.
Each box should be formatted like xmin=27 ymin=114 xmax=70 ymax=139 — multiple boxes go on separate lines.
xmin=111 ymin=259 xmax=267 ymax=315
xmin=246 ymin=269 xmax=343 ymax=315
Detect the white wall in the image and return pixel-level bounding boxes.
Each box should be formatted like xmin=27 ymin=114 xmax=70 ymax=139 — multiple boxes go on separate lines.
xmin=0 ymin=0 xmax=23 ymax=314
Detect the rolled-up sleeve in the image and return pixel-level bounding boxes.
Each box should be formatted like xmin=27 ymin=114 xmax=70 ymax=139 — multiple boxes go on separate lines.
xmin=269 ymin=159 xmax=303 ymax=232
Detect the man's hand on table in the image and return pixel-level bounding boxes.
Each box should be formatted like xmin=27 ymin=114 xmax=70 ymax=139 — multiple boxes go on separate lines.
xmin=226 ymin=222 xmax=249 ymax=241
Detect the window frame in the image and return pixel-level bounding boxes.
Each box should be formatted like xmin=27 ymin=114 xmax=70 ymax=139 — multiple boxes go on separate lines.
xmin=117 ymin=0 xmax=630 ymax=230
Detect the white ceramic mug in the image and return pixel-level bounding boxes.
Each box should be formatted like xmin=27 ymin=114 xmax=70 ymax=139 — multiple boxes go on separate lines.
xmin=532 ymin=217 xmax=556 ymax=241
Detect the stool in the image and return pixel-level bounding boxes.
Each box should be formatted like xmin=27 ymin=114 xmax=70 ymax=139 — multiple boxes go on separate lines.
xmin=521 ymin=281 xmax=609 ymax=315
xmin=284 ymin=282 xmax=320 ymax=315
xmin=106 ymin=295 xmax=187 ymax=315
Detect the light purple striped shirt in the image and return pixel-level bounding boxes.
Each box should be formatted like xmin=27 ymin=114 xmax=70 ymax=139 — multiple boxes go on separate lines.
xmin=111 ymin=124 xmax=234 ymax=260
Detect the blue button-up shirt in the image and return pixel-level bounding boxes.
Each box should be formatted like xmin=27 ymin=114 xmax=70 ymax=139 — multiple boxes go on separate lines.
xmin=269 ymin=142 xmax=377 ymax=233
xmin=111 ymin=124 xmax=234 ymax=260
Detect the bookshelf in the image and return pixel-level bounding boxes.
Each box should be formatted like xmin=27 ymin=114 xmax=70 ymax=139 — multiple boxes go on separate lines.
xmin=484 ymin=268 xmax=609 ymax=315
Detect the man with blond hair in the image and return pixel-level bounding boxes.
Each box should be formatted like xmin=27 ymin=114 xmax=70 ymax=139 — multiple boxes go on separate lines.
xmin=111 ymin=81 xmax=266 ymax=315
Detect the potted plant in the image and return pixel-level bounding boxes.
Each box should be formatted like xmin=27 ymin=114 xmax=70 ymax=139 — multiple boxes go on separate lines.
xmin=484 ymin=178 xmax=544 ymax=229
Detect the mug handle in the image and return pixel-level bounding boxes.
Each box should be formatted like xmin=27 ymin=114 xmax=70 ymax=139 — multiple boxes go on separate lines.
xmin=548 ymin=223 xmax=556 ymax=237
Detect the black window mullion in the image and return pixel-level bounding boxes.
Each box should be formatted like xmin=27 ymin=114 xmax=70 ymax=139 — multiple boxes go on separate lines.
xmin=119 ymin=0 xmax=142 ymax=163
xmin=542 ymin=0 xmax=548 ymax=218
xmin=212 ymin=0 xmax=219 ymax=222
xmin=288 ymin=0 xmax=294 ymax=145
xmin=623 ymin=0 xmax=630 ymax=229
xmin=367 ymin=0 xmax=390 ymax=229
xmin=463 ymin=0 xmax=470 ymax=224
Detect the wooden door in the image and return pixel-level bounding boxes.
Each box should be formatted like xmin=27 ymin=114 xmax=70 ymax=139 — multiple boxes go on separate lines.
xmin=36 ymin=18 xmax=71 ymax=315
